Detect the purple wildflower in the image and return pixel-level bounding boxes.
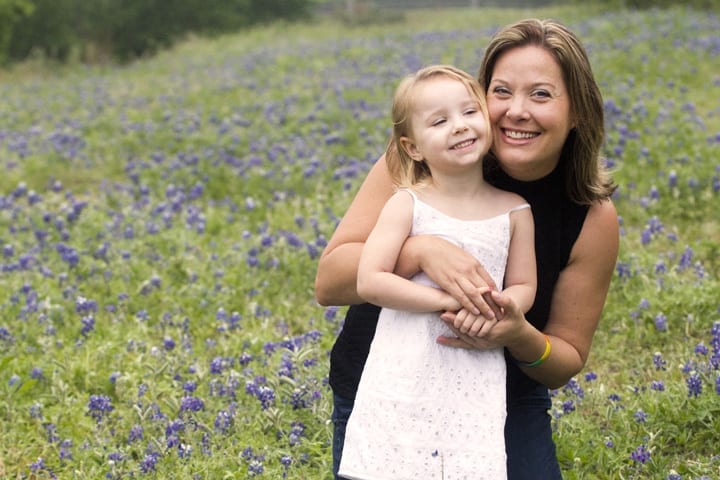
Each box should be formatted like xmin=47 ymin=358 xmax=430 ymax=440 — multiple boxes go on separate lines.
xmin=630 ymin=444 xmax=651 ymax=464
xmin=653 ymin=352 xmax=667 ymax=371
xmin=139 ymin=451 xmax=161 ymax=473
xmin=179 ymin=396 xmax=205 ymax=413
xmin=128 ymin=424 xmax=143 ymax=443
xmin=87 ymin=394 xmax=114 ymax=423
xmin=654 ymin=313 xmax=667 ymax=332
xmin=687 ymin=373 xmax=702 ymax=397
xmin=634 ymin=409 xmax=648 ymax=423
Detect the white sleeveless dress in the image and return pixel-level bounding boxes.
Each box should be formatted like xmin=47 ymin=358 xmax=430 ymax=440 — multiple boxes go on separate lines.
xmin=339 ymin=189 xmax=529 ymax=480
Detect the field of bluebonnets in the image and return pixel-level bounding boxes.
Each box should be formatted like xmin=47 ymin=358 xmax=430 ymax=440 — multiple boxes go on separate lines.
xmin=1 ymin=3 xmax=719 ymax=479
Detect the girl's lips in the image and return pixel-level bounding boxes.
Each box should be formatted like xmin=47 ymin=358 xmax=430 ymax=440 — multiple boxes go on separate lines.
xmin=450 ymin=138 xmax=476 ymax=150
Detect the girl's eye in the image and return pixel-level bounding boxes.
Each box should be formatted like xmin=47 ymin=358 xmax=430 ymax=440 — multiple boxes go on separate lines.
xmin=431 ymin=118 xmax=446 ymax=126
xmin=464 ymin=108 xmax=478 ymax=115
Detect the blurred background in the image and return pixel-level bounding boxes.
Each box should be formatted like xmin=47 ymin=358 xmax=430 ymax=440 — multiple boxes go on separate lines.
xmin=1 ymin=0 xmax=717 ymax=66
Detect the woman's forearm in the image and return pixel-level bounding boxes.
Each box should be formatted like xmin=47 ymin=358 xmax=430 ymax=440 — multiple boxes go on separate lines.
xmin=314 ymin=242 xmax=365 ymax=306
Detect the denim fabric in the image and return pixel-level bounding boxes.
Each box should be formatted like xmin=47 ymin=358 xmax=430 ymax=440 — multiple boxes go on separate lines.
xmin=505 ymin=384 xmax=563 ymax=480
xmin=331 ymin=392 xmax=354 ymax=480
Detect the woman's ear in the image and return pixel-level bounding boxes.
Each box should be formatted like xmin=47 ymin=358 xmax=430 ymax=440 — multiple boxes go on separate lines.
xmin=400 ymin=136 xmax=423 ymax=161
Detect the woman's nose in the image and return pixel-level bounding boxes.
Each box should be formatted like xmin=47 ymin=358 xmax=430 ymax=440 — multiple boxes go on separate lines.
xmin=505 ymin=98 xmax=529 ymax=120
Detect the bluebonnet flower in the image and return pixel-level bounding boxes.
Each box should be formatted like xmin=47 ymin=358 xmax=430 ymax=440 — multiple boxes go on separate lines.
xmin=686 ymin=373 xmax=702 ymax=397
xmin=666 ymin=472 xmax=681 ymax=480
xmin=634 ymin=409 xmax=648 ymax=423
xmin=30 ymin=367 xmax=43 ymax=379
xmin=87 ymin=395 xmax=114 ymax=423
xmin=654 ymin=313 xmax=668 ymax=332
xmin=108 ymin=451 xmax=124 ymax=464
xmin=80 ymin=315 xmax=95 ymax=337
xmin=214 ymin=410 xmax=233 ymax=433
xmin=163 ymin=336 xmax=176 ymax=351
xmin=179 ymin=396 xmax=205 ymax=413
xmin=139 ymin=451 xmax=161 ymax=473
xmin=128 ymin=424 xmax=143 ymax=443
xmin=653 ymin=352 xmax=667 ymax=371
xmin=59 ymin=439 xmax=73 ymax=461
xmin=239 ymin=352 xmax=253 ymax=366
xmin=678 ymin=246 xmax=693 ymax=271
xmin=615 ymin=262 xmax=632 ymax=280
xmin=324 ymin=306 xmax=339 ymax=322
xmin=563 ymin=378 xmax=584 ymax=399
xmin=288 ymin=421 xmax=306 ymax=446
xmin=584 ymin=372 xmax=597 ymax=382
xmin=695 ymin=343 xmax=709 ymax=355
xmin=561 ymin=400 xmax=575 ymax=414
xmin=44 ymin=423 xmax=60 ymax=443
xmin=138 ymin=383 xmax=149 ymax=397
xmin=30 ymin=402 xmax=43 ymax=419
xmin=630 ymin=444 xmax=651 ymax=464
xmin=651 ymin=380 xmax=665 ymax=391
xmin=248 ymin=459 xmax=264 ymax=476
xmin=0 ymin=326 xmax=13 ymax=345
xmin=29 ymin=457 xmax=56 ymax=478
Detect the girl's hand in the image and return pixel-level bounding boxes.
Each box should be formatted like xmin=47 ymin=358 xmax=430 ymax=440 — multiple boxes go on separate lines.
xmin=438 ymin=290 xmax=528 ymax=349
xmin=451 ymin=306 xmax=498 ymax=337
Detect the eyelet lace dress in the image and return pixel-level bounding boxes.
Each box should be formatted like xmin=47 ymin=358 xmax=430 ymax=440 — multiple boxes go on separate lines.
xmin=339 ymin=189 xmax=529 ymax=480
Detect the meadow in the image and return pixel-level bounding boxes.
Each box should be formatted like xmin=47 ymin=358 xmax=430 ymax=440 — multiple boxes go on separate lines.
xmin=0 ymin=3 xmax=719 ymax=479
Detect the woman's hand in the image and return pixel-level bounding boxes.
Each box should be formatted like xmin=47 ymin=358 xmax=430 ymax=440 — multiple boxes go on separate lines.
xmin=438 ymin=290 xmax=529 ymax=349
xmin=398 ymin=235 xmax=500 ymax=318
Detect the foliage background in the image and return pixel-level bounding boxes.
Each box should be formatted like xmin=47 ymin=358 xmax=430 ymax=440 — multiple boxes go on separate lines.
xmin=0 ymin=2 xmax=719 ymax=479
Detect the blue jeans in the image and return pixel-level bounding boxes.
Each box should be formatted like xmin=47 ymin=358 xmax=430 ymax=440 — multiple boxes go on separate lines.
xmin=331 ymin=393 xmax=354 ymax=480
xmin=331 ymin=384 xmax=562 ymax=480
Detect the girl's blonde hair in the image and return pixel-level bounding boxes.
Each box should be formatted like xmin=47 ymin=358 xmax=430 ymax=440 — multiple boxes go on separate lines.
xmin=479 ymin=18 xmax=616 ymax=204
xmin=386 ymin=65 xmax=490 ymax=187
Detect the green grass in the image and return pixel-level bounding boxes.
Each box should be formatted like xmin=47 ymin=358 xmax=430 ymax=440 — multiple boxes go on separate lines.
xmin=0 ymin=4 xmax=719 ymax=479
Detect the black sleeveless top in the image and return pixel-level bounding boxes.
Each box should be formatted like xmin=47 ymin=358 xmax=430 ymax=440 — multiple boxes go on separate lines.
xmin=328 ymin=162 xmax=590 ymax=400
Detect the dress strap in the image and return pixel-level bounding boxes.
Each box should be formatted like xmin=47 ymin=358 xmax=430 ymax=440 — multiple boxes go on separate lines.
xmin=396 ymin=187 xmax=417 ymax=201
xmin=509 ymin=203 xmax=531 ymax=213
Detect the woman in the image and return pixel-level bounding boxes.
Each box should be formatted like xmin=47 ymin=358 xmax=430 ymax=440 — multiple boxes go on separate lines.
xmin=315 ymin=18 xmax=619 ymax=480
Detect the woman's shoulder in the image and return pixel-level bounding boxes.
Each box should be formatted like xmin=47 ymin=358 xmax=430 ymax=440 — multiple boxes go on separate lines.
xmin=572 ymin=199 xmax=619 ymax=262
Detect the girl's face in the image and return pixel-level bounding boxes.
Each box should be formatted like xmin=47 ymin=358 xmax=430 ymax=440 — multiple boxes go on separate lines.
xmin=401 ymin=76 xmax=491 ymax=176
xmin=486 ymin=45 xmax=573 ymax=181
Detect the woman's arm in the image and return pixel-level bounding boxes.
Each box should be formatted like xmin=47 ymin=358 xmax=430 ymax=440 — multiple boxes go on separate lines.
xmin=357 ymin=191 xmax=461 ymax=312
xmin=520 ymin=199 xmax=619 ymax=388
xmin=440 ymin=200 xmax=619 ymax=389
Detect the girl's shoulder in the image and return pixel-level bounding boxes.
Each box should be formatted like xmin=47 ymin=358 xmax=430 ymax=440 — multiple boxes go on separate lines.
xmin=489 ymin=186 xmax=530 ymax=213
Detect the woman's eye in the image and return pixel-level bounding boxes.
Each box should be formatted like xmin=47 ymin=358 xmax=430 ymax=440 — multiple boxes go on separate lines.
xmin=533 ymin=90 xmax=551 ymax=98
xmin=492 ymin=86 xmax=510 ymax=96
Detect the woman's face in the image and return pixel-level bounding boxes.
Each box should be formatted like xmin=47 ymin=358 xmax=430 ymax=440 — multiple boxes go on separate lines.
xmin=486 ymin=45 xmax=573 ymax=181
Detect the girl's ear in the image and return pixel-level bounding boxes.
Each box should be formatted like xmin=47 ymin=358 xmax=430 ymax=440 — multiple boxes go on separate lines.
xmin=400 ymin=136 xmax=423 ymax=161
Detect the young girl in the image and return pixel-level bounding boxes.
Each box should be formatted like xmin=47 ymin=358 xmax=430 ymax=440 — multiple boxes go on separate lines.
xmin=338 ymin=65 xmax=536 ymax=479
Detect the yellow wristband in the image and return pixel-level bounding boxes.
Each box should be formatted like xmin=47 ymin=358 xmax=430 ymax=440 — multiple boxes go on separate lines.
xmin=514 ymin=335 xmax=551 ymax=368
